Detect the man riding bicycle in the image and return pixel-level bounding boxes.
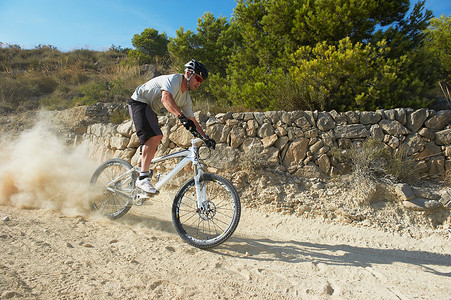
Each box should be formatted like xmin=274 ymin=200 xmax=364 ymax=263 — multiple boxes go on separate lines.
xmin=128 ymin=59 xmax=216 ymax=194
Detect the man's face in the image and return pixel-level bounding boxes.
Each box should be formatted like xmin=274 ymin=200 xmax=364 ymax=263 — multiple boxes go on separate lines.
xmin=187 ymin=72 xmax=203 ymax=91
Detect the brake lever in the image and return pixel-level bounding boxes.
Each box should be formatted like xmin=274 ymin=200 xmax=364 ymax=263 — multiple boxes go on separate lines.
xmin=190 ymin=128 xmax=203 ymax=139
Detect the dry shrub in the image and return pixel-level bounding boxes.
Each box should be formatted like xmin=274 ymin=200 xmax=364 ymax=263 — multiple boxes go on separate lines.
xmin=337 ymin=138 xmax=419 ymax=204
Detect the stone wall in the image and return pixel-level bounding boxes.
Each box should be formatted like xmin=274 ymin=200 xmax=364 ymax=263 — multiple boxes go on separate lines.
xmin=82 ymin=108 xmax=451 ymax=179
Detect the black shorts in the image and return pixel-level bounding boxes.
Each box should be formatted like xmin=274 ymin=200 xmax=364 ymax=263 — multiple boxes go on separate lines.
xmin=128 ymin=99 xmax=162 ymax=145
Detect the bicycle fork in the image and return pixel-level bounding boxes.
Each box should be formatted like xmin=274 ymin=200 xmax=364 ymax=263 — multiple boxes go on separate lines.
xmin=193 ymin=159 xmax=209 ymax=215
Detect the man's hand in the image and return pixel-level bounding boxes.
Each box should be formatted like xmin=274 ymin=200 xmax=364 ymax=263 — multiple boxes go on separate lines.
xmin=204 ymin=136 xmax=216 ymax=149
xmin=178 ymin=114 xmax=196 ymax=131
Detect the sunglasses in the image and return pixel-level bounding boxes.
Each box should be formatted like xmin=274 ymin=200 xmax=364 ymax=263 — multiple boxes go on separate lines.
xmin=194 ymin=74 xmax=203 ymax=83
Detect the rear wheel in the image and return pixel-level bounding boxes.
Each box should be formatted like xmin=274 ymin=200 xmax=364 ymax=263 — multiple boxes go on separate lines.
xmin=172 ymin=173 xmax=241 ymax=249
xmin=89 ymin=158 xmax=136 ymax=219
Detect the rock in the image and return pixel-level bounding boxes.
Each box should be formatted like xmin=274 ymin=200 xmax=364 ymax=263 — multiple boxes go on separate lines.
xmin=439 ymin=189 xmax=451 ymax=209
xmin=262 ymin=147 xmax=280 ymax=167
xmin=230 ymin=126 xmax=246 ymax=148
xmin=403 ymin=198 xmax=440 ymax=210
xmin=424 ymin=110 xmax=451 ymax=130
xmin=317 ymin=112 xmax=336 ymax=131
xmin=343 ymin=111 xmax=359 ymax=123
xmin=412 ymin=187 xmax=441 ymax=200
xmin=116 ymin=120 xmax=133 ymax=137
xmin=329 ymin=109 xmax=346 ymax=124
xmin=169 ymin=125 xmax=192 ymax=147
xmin=295 ymin=162 xmax=325 ymax=178
xmin=280 ymin=111 xmax=292 ymax=124
xmin=283 ymin=138 xmax=309 ymax=168
xmin=265 ymin=111 xmax=281 ymax=124
xmin=226 ymin=119 xmax=239 ymax=127
xmin=287 ymin=127 xmax=303 ymax=141
xmin=379 ymin=119 xmax=410 ymax=135
xmin=241 ymin=137 xmax=263 ymax=153
xmin=253 ymin=112 xmax=268 ymax=125
xmin=110 ymin=134 xmax=130 ymax=150
xmin=216 ymin=112 xmax=233 ymax=122
xmin=292 ymin=111 xmax=313 ymax=128
xmin=394 ymin=108 xmax=407 ymax=125
xmin=407 ymin=108 xmax=429 ymax=132
xmin=309 ymin=140 xmax=324 ymax=154
xmin=195 ymin=111 xmax=209 ymax=124
xmin=418 ymin=143 xmax=442 ymax=159
xmin=360 ymin=111 xmax=382 ymax=125
xmin=403 ymin=134 xmax=425 ymax=156
xmin=257 ymin=123 xmax=275 ymax=138
xmin=207 ymin=123 xmax=226 ymax=143
xmin=435 ymin=128 xmax=451 ymax=145
xmin=369 ymin=124 xmax=384 ymax=141
xmin=317 ymin=154 xmax=331 ymax=175
xmin=205 ymin=144 xmax=240 ymax=170
xmin=275 ymin=136 xmax=289 ymax=150
xmin=246 ymin=119 xmax=258 ymax=137
xmin=394 ymin=183 xmax=414 ymax=201
xmin=382 ymin=109 xmax=396 ymax=120
xmin=334 ymin=124 xmax=369 ymax=138
xmin=418 ymin=127 xmax=436 ymax=140
xmin=261 ymin=134 xmax=278 ymax=148
xmin=427 ymin=156 xmax=445 ymax=175
xmin=127 ymin=133 xmax=140 ymax=148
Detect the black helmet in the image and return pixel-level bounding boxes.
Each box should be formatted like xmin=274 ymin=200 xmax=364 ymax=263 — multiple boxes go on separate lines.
xmin=184 ymin=59 xmax=208 ymax=80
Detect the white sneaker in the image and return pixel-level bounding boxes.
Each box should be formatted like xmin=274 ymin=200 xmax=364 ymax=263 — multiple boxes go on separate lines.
xmin=136 ymin=177 xmax=157 ymax=194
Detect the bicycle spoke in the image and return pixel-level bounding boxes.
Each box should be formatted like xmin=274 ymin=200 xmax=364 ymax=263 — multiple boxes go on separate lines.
xmin=90 ymin=159 xmax=134 ymax=219
xmin=172 ymin=174 xmax=241 ymax=248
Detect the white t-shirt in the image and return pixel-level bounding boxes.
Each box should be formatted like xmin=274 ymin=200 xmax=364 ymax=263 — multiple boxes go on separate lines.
xmin=131 ymin=74 xmax=194 ymax=118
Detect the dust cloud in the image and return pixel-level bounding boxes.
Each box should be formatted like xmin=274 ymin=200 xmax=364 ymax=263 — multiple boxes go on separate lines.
xmin=0 ymin=121 xmax=97 ymax=217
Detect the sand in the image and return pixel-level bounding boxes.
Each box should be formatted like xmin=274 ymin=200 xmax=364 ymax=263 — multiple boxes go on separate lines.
xmin=1 ymin=198 xmax=450 ymax=299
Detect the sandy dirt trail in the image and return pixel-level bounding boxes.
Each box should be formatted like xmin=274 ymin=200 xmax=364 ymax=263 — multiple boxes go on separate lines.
xmin=1 ymin=191 xmax=450 ymax=300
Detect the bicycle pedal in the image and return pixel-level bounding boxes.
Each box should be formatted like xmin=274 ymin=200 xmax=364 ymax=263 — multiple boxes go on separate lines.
xmin=134 ymin=190 xmax=159 ymax=206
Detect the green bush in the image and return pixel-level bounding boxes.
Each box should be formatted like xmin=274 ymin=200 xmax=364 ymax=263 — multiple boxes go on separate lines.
xmin=110 ymin=107 xmax=130 ymax=124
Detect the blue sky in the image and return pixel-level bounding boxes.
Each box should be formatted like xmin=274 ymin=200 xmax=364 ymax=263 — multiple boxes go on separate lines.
xmin=0 ymin=0 xmax=449 ymax=52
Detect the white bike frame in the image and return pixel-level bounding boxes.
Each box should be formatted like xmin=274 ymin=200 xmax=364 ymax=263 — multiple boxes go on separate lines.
xmin=131 ymin=137 xmax=207 ymax=208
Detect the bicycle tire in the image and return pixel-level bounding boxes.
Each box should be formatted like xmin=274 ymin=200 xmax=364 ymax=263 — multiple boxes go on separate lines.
xmin=172 ymin=173 xmax=241 ymax=249
xmin=89 ymin=158 xmax=136 ymax=219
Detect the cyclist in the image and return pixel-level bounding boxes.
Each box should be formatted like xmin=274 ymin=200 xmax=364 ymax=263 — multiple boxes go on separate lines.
xmin=128 ymin=59 xmax=216 ymax=193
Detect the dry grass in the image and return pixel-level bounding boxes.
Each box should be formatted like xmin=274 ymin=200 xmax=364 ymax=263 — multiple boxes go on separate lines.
xmin=332 ymin=138 xmax=421 ymax=203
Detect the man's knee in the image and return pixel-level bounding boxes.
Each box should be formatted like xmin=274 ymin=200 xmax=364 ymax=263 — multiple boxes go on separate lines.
xmin=144 ymin=134 xmax=163 ymax=145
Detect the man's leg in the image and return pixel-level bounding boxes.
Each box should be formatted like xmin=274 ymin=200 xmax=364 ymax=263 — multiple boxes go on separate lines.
xmin=141 ymin=134 xmax=163 ymax=173
xmin=128 ymin=100 xmax=162 ymax=193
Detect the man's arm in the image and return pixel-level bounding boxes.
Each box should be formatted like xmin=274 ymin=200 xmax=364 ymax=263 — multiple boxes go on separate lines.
xmin=161 ymin=90 xmax=183 ymax=117
xmin=161 ymin=90 xmax=207 ymax=136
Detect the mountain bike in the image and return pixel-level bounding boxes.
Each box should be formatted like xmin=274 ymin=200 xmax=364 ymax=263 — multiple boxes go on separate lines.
xmin=89 ymin=128 xmax=241 ymax=249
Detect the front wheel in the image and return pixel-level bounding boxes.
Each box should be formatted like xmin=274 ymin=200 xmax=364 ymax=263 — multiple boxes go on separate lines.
xmin=172 ymin=173 xmax=241 ymax=249
xmin=89 ymin=158 xmax=136 ymax=219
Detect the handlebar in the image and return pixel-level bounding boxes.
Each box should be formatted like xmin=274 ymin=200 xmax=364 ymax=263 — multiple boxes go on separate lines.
xmin=189 ymin=127 xmax=216 ymax=149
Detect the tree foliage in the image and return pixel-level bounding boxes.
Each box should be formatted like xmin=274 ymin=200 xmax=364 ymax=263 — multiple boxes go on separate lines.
xmin=289 ymin=38 xmax=433 ymax=111
xmin=128 ymin=28 xmax=170 ymax=66
xmin=130 ymin=0 xmax=441 ymax=112
xmin=424 ymin=15 xmax=451 ymax=81
xmin=168 ymin=13 xmax=241 ymax=76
